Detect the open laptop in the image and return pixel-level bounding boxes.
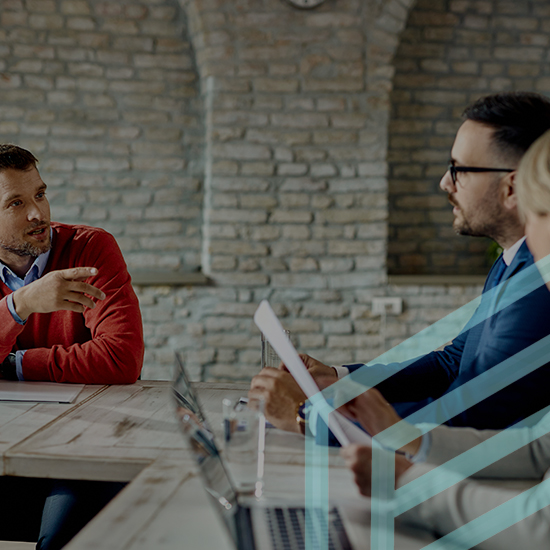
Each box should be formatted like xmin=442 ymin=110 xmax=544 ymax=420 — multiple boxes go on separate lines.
xmin=172 ymin=352 xmax=357 ymax=550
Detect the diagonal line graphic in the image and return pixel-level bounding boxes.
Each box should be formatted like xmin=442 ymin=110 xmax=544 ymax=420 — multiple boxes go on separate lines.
xmin=304 ymin=255 xmax=550 ymax=550
xmin=394 ymin=404 xmax=550 ymax=515
xmin=423 ymin=477 xmax=550 ymax=550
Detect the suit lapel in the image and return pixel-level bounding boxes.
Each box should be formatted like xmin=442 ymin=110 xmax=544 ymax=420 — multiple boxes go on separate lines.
xmin=490 ymin=242 xmax=532 ymax=318
xmin=459 ymin=241 xmax=532 ymax=375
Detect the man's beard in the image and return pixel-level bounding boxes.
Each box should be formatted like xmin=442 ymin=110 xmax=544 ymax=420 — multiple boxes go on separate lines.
xmin=0 ymin=239 xmax=51 ymax=258
xmin=0 ymin=225 xmax=51 ymax=258
xmin=448 ymin=192 xmax=505 ymax=240
xmin=453 ymin=214 xmax=487 ymax=237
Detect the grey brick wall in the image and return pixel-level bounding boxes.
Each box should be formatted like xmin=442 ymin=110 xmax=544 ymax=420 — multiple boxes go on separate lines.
xmin=140 ymin=0 xmax=483 ymax=381
xmin=388 ymin=0 xmax=550 ymax=275
xmin=0 ymin=0 xmax=204 ymax=272
xmin=1 ymin=0 xmax=488 ymax=381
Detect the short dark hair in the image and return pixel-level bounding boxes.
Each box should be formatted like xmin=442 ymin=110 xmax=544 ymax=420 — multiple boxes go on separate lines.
xmin=0 ymin=144 xmax=38 ymax=172
xmin=462 ymin=92 xmax=550 ymax=162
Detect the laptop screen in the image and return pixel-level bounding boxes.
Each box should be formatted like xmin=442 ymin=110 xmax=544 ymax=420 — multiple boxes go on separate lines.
xmin=172 ymin=353 xmax=240 ymax=545
xmin=173 ymin=352 xmax=207 ymax=424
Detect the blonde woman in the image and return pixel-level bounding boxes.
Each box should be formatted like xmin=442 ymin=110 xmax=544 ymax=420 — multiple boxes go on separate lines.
xmin=341 ymin=129 xmax=550 ymax=549
xmin=517 ymin=128 xmax=550 ymax=265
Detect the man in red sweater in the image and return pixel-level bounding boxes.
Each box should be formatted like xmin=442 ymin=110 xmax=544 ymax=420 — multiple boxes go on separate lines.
xmin=0 ymin=146 xmax=143 ymax=383
xmin=0 ymin=144 xmax=144 ymax=549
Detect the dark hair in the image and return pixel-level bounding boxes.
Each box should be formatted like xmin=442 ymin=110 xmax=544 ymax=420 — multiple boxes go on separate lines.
xmin=0 ymin=144 xmax=38 ymax=171
xmin=462 ymin=92 xmax=550 ymax=162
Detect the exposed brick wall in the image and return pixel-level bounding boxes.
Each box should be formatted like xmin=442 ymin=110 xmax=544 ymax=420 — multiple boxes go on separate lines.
xmin=388 ymin=0 xmax=550 ymax=275
xmin=148 ymin=0 xmax=423 ymax=379
xmin=0 ymin=0 xmax=203 ymax=272
xmin=149 ymin=0 xmax=482 ymax=381
xmin=0 ymin=0 xmax=489 ymax=381
xmin=135 ymin=280 xmax=481 ymax=381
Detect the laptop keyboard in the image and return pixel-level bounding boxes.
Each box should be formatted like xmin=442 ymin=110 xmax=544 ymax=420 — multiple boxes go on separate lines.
xmin=264 ymin=506 xmax=352 ymax=550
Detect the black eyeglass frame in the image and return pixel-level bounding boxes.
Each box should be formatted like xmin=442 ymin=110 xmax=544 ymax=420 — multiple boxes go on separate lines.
xmin=447 ymin=164 xmax=515 ymax=186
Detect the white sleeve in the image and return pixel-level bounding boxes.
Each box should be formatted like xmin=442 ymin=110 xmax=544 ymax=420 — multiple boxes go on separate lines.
xmin=426 ymin=423 xmax=550 ymax=479
xmin=398 ymin=463 xmax=550 ymax=550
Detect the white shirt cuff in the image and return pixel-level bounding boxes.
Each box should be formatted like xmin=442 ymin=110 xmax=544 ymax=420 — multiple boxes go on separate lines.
xmin=332 ymin=365 xmax=350 ymax=379
xmin=408 ymin=432 xmax=432 ymax=463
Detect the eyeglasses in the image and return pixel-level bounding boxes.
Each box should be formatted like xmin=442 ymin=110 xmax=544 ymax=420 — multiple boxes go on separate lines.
xmin=447 ymin=164 xmax=514 ymax=186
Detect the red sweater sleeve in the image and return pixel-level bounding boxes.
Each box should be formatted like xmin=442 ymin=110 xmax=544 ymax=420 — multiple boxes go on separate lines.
xmin=21 ymin=229 xmax=144 ymax=384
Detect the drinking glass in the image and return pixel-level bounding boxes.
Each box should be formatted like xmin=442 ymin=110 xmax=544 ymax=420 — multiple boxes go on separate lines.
xmin=222 ymin=395 xmax=265 ymax=498
xmin=261 ymin=330 xmax=291 ymax=369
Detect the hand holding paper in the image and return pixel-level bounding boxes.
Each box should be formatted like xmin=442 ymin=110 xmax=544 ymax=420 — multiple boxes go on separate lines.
xmin=253 ymin=300 xmax=371 ymax=447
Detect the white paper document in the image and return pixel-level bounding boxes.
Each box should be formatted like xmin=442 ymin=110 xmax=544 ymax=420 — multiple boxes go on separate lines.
xmin=254 ymin=299 xmax=371 ymax=447
xmin=0 ymin=380 xmax=84 ymax=403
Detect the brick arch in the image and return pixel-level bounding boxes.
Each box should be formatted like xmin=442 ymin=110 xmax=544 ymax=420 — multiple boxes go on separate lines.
xmin=363 ymin=0 xmax=419 ymax=278
xmin=180 ymin=0 xmax=418 ymax=90
xmin=179 ymin=0 xmax=419 ymax=278
xmin=178 ymin=0 xmax=225 ymax=84
xmin=145 ymin=0 xmax=496 ymax=381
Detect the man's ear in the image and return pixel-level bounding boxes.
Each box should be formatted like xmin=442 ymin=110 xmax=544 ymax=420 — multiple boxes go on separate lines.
xmin=502 ymin=170 xmax=518 ymax=211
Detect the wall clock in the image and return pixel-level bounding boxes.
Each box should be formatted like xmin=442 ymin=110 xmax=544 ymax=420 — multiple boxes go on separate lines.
xmin=285 ymin=0 xmax=327 ymax=9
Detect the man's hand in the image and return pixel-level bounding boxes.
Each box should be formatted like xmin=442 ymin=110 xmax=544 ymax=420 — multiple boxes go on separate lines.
xmin=341 ymin=444 xmax=413 ymax=497
xmin=12 ymin=267 xmax=106 ymax=321
xmin=300 ymin=354 xmax=338 ymax=380
xmin=249 ymin=367 xmax=307 ymax=433
xmin=278 ymin=353 xmax=338 ymax=382
xmin=340 ymin=388 xmax=422 ymax=456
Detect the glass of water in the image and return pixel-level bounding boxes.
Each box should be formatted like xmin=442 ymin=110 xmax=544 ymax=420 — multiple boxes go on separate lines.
xmin=222 ymin=395 xmax=265 ymax=498
xmin=261 ymin=330 xmax=291 ymax=369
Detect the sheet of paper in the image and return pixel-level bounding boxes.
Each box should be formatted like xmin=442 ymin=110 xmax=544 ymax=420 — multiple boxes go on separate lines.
xmin=0 ymin=380 xmax=85 ymax=403
xmin=254 ymin=300 xmax=371 ymax=446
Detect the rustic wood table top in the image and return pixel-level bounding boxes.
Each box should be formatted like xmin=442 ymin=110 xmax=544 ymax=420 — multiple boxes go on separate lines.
xmin=1 ymin=381 xmax=434 ymax=550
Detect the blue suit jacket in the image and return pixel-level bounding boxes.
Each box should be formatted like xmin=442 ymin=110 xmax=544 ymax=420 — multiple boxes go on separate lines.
xmin=347 ymin=242 xmax=550 ymax=430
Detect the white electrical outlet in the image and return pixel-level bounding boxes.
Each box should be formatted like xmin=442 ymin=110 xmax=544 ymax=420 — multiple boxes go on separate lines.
xmin=371 ymin=297 xmax=403 ymax=315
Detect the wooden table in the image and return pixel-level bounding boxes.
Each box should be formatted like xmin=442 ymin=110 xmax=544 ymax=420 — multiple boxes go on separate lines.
xmin=4 ymin=381 xmax=335 ymax=482
xmin=63 ymin=457 xmax=434 ymax=550
xmin=3 ymin=382 xmax=247 ymax=481
xmin=0 ymin=382 xmax=435 ymax=549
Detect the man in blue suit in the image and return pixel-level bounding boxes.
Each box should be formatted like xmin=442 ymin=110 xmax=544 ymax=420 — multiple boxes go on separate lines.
xmin=251 ymin=92 xmax=550 ymax=434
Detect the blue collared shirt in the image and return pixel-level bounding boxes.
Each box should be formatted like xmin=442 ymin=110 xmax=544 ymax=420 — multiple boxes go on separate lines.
xmin=1 ymin=249 xmax=51 ymax=380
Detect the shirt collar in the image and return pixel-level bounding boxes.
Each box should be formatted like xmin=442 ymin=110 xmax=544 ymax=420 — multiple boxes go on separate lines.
xmin=0 ymin=248 xmax=51 ymax=286
xmin=502 ymin=236 xmax=526 ymax=266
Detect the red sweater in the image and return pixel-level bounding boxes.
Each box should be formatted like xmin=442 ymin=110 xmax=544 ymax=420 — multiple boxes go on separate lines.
xmin=0 ymin=223 xmax=144 ymax=384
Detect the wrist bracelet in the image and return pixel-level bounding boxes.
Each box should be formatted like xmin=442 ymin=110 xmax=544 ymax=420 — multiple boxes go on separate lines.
xmin=295 ymin=401 xmax=307 ymax=435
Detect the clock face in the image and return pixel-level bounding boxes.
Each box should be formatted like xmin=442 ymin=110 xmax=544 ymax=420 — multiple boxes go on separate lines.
xmin=285 ymin=0 xmax=327 ymax=8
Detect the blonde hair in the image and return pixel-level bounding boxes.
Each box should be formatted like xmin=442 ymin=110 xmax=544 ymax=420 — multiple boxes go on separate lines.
xmin=516 ymin=128 xmax=550 ymax=219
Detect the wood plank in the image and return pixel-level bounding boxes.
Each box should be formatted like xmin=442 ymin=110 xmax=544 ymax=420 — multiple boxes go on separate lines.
xmin=0 ymin=385 xmax=105 ymax=475
xmin=63 ymin=458 xmax=233 ymax=550
xmin=0 ymin=379 xmax=437 ymax=550
xmin=0 ymin=543 xmax=35 ymax=550
xmin=5 ymin=383 xmax=179 ymax=480
xmin=64 ymin=460 xmax=316 ymax=550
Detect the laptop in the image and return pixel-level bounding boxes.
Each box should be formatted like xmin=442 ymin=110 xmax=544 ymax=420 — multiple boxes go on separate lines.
xmin=172 ymin=352 xmax=357 ymax=550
